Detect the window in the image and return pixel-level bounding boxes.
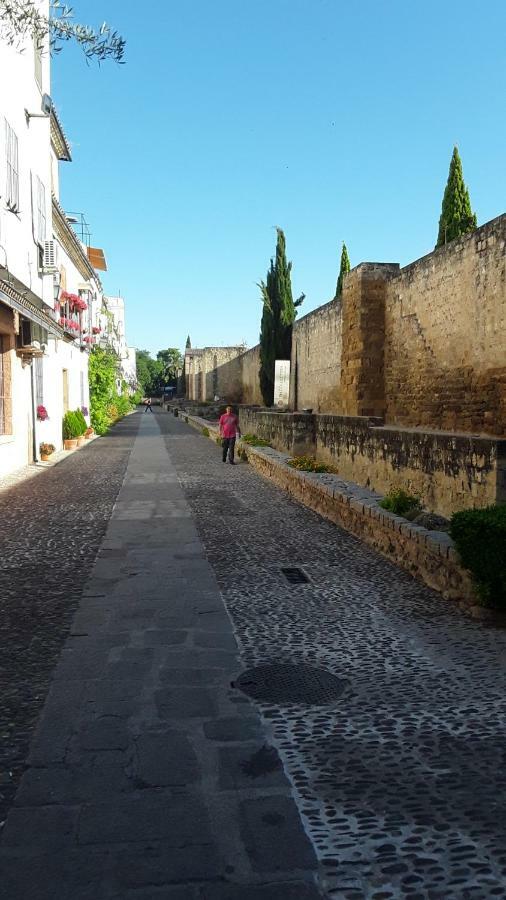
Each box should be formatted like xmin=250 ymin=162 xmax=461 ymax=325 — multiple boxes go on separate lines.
xmin=33 ymin=174 xmax=46 ymax=246
xmin=0 ymin=335 xmax=12 ymax=435
xmin=35 ymin=356 xmax=44 ymax=407
xmin=5 ymin=120 xmax=19 ymax=212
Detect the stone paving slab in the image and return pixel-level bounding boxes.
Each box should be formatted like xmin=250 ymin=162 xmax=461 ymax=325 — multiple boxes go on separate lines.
xmin=0 ymin=412 xmax=320 ymax=899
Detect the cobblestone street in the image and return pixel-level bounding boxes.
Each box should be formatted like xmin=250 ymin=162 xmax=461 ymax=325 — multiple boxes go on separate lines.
xmin=160 ymin=413 xmax=506 ymax=900
xmin=1 ymin=409 xmax=506 ymax=899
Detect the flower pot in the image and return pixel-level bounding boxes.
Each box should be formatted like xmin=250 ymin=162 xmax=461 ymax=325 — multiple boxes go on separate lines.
xmin=64 ymin=438 xmax=78 ymax=451
xmin=76 ymin=435 xmax=86 ymax=447
xmin=85 ymin=428 xmax=94 ymax=439
xmin=40 ymin=453 xmax=54 ymax=462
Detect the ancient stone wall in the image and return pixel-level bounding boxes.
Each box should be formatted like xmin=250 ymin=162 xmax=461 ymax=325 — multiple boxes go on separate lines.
xmin=241 ymin=345 xmax=262 ymax=405
xmin=289 ymin=298 xmax=342 ymax=412
xmin=235 ymin=407 xmax=506 ymax=516
xmin=384 ymin=215 xmax=506 ymax=435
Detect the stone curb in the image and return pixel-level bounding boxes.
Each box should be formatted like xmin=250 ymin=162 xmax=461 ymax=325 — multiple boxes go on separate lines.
xmin=179 ymin=411 xmax=503 ymax=624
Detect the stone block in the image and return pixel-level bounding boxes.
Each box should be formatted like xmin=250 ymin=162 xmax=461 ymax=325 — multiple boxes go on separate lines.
xmin=78 ymin=793 xmax=211 ymax=845
xmin=239 ymin=796 xmax=316 ymax=873
xmin=135 ymin=731 xmax=199 ymax=787
xmin=155 ymin=686 xmax=219 ymax=719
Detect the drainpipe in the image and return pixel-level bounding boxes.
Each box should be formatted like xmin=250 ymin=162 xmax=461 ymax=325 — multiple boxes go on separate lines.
xmin=30 ymin=358 xmax=38 ymax=463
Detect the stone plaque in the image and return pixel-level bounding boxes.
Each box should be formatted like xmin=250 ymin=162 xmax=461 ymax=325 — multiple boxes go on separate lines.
xmin=274 ymin=360 xmax=290 ymax=407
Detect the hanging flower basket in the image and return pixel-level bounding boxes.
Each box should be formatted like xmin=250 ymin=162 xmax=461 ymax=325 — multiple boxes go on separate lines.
xmin=37 ymin=405 xmax=49 ymax=421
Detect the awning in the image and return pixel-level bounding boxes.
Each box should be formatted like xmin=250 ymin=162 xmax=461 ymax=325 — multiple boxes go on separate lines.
xmin=87 ymin=246 xmax=107 ymax=271
xmin=0 ymin=281 xmax=63 ymax=337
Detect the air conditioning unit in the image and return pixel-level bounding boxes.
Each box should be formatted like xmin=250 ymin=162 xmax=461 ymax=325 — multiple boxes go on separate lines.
xmin=42 ymin=240 xmax=57 ymax=272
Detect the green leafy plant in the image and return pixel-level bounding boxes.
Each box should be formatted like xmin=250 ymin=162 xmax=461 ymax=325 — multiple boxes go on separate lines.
xmin=450 ymin=505 xmax=506 ymax=608
xmin=88 ymin=348 xmax=134 ymax=434
xmin=436 ymin=146 xmax=477 ymax=248
xmin=379 ymin=488 xmax=422 ymax=517
xmin=74 ymin=408 xmax=87 ymax=435
xmin=202 ymin=426 xmax=210 ymax=437
xmin=287 ymin=456 xmax=334 ymax=473
xmin=62 ymin=410 xmax=82 ymax=440
xmin=241 ymin=433 xmax=271 ymax=447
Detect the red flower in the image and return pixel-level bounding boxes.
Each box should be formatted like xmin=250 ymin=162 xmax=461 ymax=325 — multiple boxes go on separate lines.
xmin=37 ymin=405 xmax=49 ymax=421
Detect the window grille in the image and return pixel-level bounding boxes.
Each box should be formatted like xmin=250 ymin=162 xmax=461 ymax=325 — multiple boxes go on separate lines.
xmin=35 ymin=356 xmax=44 ymax=407
xmin=5 ymin=120 xmax=19 ymax=211
xmin=37 ymin=177 xmax=46 ymax=245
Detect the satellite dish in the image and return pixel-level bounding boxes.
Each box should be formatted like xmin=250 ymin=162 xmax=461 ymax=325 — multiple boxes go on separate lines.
xmin=41 ymin=94 xmax=52 ymax=116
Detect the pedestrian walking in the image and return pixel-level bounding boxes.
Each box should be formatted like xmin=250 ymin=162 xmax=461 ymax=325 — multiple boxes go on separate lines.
xmin=145 ymin=398 xmax=154 ymax=413
xmin=219 ymin=405 xmax=241 ymax=465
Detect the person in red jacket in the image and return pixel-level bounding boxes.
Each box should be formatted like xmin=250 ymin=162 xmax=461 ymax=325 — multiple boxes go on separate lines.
xmin=219 ymin=405 xmax=241 ymax=465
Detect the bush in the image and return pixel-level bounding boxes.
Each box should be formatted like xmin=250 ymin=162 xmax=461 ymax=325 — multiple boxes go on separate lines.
xmin=131 ymin=390 xmax=143 ymax=405
xmin=241 ymin=433 xmax=271 ymax=447
xmin=379 ymin=488 xmax=422 ymax=517
xmin=450 ymin=505 xmax=506 ymax=607
xmin=62 ymin=411 xmax=82 ymax=440
xmin=287 ymin=456 xmax=334 ymax=473
xmin=202 ymin=427 xmax=210 ymax=437
xmin=74 ymin=408 xmax=87 ymax=435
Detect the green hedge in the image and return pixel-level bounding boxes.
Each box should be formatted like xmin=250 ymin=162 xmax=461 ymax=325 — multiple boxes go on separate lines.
xmin=450 ymin=505 xmax=506 ymax=608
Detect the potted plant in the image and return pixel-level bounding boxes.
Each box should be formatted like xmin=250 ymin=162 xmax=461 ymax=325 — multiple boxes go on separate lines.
xmin=37 ymin=405 xmax=49 ymax=421
xmin=39 ymin=442 xmax=55 ymax=461
xmin=62 ymin=411 xmax=80 ymax=450
xmin=74 ymin=408 xmax=88 ymax=446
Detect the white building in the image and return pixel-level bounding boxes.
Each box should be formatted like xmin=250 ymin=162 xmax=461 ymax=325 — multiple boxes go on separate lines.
xmin=103 ymin=295 xmax=137 ymax=392
xmin=0 ymin=4 xmax=107 ymax=476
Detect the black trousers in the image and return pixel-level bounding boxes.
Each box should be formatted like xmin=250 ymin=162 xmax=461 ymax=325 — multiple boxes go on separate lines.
xmin=145 ymin=405 xmax=154 ymax=413
xmin=222 ymin=437 xmax=236 ymax=462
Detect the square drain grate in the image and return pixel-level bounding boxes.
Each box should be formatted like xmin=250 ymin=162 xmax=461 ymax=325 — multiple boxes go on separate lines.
xmin=281 ymin=566 xmax=310 ymax=585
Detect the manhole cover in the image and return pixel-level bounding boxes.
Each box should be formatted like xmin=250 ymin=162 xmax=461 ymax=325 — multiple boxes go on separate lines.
xmin=281 ymin=566 xmax=310 ymax=585
xmin=233 ymin=664 xmax=347 ymax=705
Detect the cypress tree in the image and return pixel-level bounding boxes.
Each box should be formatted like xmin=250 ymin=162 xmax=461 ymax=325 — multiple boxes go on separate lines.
xmin=258 ymin=228 xmax=304 ymax=406
xmin=335 ymin=242 xmax=351 ymax=298
xmin=185 ymin=334 xmax=191 ymax=349
xmin=436 ymin=147 xmax=477 ymax=249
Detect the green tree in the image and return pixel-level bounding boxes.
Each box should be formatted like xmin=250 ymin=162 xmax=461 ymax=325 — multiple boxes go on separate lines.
xmin=258 ymin=228 xmax=304 ymax=406
xmin=0 ymin=0 xmax=125 ymax=62
xmin=88 ymin=347 xmax=120 ymax=434
xmin=135 ymin=350 xmax=164 ymax=395
xmin=436 ymin=147 xmax=477 ymax=249
xmin=335 ymin=242 xmax=351 ymax=298
xmin=185 ymin=335 xmax=191 ymax=349
xmin=157 ymin=348 xmax=183 ymax=383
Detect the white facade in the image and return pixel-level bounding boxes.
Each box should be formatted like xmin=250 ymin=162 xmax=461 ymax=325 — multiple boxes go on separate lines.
xmin=0 ymin=7 xmax=107 ymax=477
xmin=104 ymin=295 xmax=137 ymax=391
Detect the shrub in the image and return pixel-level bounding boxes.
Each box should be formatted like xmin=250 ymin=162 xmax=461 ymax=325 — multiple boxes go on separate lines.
xmin=450 ymin=505 xmax=506 ymax=608
xmin=287 ymin=456 xmax=334 ymax=473
xmin=184 ymin=416 xmax=188 ymax=423
xmin=62 ymin=411 xmax=82 ymax=440
xmin=202 ymin=427 xmax=210 ymax=437
xmin=74 ymin=408 xmax=87 ymax=435
xmin=131 ymin=390 xmax=143 ymax=405
xmin=379 ymin=488 xmax=422 ymax=517
xmin=241 ymin=433 xmax=271 ymax=447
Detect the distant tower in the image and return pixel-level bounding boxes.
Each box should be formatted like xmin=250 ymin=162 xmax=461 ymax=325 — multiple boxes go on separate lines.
xmin=185 ymin=334 xmax=191 ymax=349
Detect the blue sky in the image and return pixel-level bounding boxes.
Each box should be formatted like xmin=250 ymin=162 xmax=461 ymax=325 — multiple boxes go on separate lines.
xmin=52 ymin=0 xmax=506 ymax=355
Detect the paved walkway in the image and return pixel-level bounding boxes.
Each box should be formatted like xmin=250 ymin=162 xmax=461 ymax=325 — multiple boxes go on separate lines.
xmin=1 ymin=412 xmax=320 ymax=899
xmin=159 ymin=412 xmax=506 ymax=900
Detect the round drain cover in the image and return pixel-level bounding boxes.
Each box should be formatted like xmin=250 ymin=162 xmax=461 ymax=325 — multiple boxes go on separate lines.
xmin=234 ymin=664 xmax=347 ymax=705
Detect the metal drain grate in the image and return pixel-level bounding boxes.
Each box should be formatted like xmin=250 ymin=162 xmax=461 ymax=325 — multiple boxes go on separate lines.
xmin=233 ymin=663 xmax=347 ymax=705
xmin=281 ymin=566 xmax=310 ymax=585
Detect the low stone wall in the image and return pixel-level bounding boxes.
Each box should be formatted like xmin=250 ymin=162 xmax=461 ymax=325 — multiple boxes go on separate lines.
xmin=235 ymin=408 xmax=506 ymax=518
xmin=178 ymin=408 xmax=488 ymax=619
xmin=238 ymin=407 xmax=316 ymax=456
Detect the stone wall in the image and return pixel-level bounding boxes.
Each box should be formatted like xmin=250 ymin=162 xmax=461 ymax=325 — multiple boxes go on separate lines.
xmin=187 ymin=213 xmax=506 ymax=437
xmin=289 ymin=298 xmax=342 ymax=412
xmin=236 ymin=408 xmax=506 ymax=517
xmin=241 ymin=345 xmax=262 ymax=405
xmin=384 ymin=215 xmax=506 ymax=435
xmin=185 ymin=346 xmax=244 ymax=401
